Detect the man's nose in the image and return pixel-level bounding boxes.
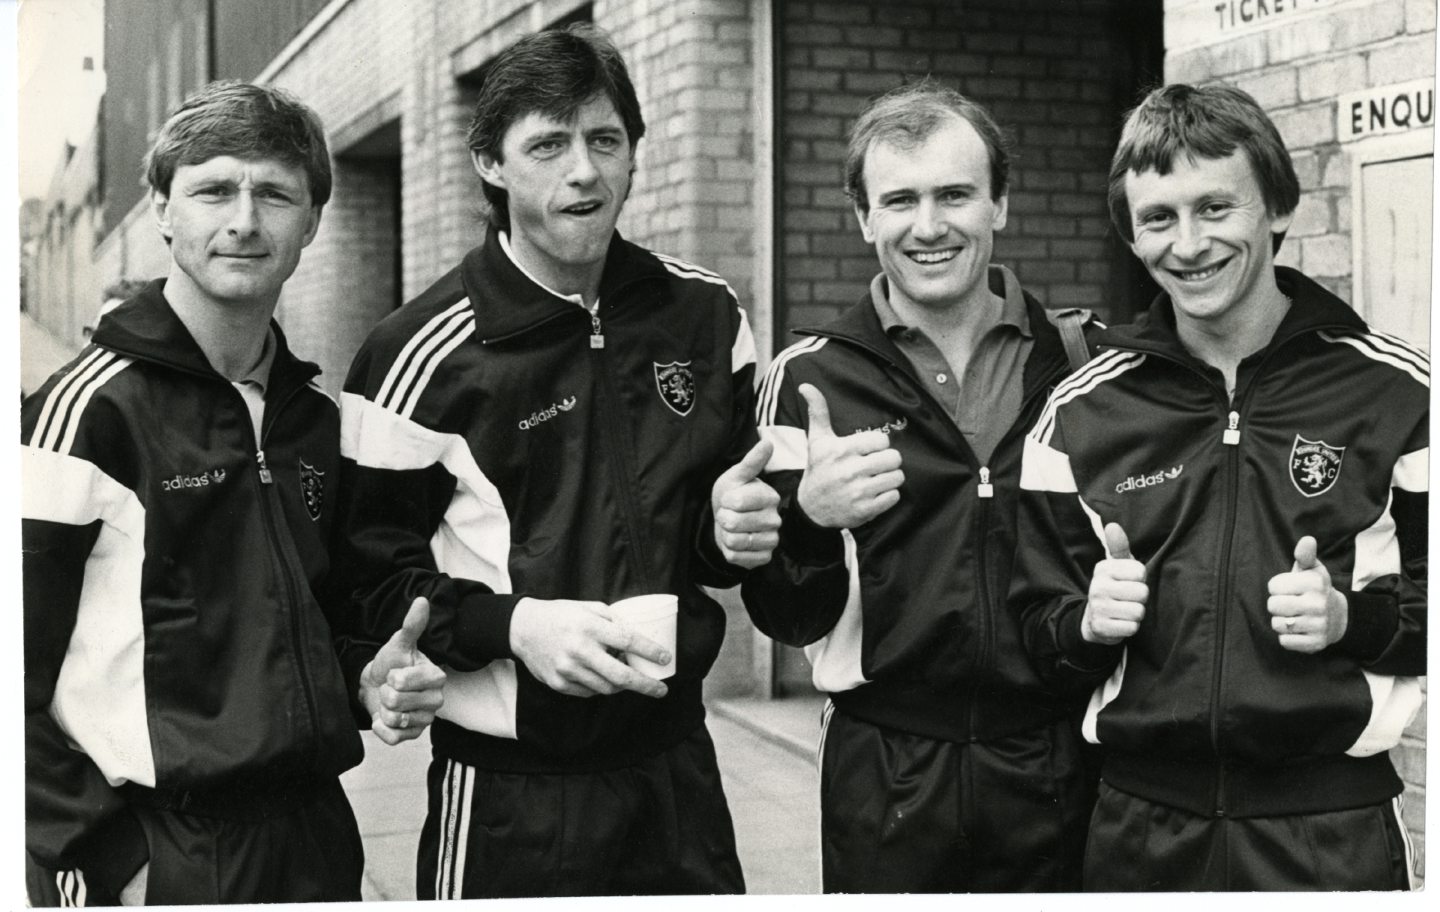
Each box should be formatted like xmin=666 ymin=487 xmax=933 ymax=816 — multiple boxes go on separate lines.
xmin=226 ymin=192 xmax=260 ymax=237
xmin=566 ymin=145 xmax=599 ymax=185
xmin=911 ymin=198 xmax=945 ymax=242
xmin=1170 ymin=214 xmax=1210 ymax=260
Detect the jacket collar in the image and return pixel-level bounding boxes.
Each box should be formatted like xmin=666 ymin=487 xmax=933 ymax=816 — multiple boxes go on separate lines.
xmin=91 ymin=278 xmax=320 ymax=398
xmin=1099 ymin=266 xmax=1365 ymax=360
xmin=798 ymin=264 xmax=1076 ymax=400
xmin=461 ymin=224 xmax=671 ymax=342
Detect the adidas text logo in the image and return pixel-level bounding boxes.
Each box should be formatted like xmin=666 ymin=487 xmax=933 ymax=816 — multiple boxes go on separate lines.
xmin=162 ymin=469 xmax=227 ymax=492
xmin=518 ymin=396 xmax=578 ymax=430
xmin=1115 ymin=465 xmax=1183 ymax=494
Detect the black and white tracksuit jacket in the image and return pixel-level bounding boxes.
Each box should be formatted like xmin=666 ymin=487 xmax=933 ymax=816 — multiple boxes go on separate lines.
xmin=22 ymin=283 xmax=367 ymax=897
xmin=333 ymin=228 xmax=757 ymax=773
xmin=1011 ymin=267 xmax=1427 ymax=818
xmin=741 ymin=267 xmax=1100 ymax=743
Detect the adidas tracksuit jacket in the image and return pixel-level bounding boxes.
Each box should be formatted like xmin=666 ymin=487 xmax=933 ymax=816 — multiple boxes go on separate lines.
xmin=22 ymin=283 xmax=367 ymax=902
xmin=741 ymin=266 xmax=1101 ymax=890
xmin=1011 ymin=267 xmax=1427 ymax=824
xmin=335 ymin=228 xmax=757 ymax=769
xmin=743 ymin=268 xmax=1099 ymax=739
xmin=332 ymin=228 xmax=756 ymax=895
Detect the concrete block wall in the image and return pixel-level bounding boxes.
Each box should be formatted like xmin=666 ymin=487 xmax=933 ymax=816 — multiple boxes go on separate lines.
xmin=777 ymin=0 xmax=1141 ymax=333
xmin=1166 ymin=0 xmax=1430 ymax=874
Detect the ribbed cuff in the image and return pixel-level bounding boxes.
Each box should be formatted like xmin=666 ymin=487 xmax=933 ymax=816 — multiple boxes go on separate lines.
xmin=1332 ymin=588 xmax=1399 ymax=664
xmin=1057 ymin=598 xmax=1124 ymax=671
xmin=778 ymin=493 xmax=844 ymax=565
xmin=452 ymin=592 xmax=523 ymax=664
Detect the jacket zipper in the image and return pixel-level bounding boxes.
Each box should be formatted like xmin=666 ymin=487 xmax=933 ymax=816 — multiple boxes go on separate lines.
xmin=1211 ymin=401 xmax=1244 ymax=816
xmin=806 ymin=329 xmax=1071 ymax=717
xmin=251 ymin=380 xmax=324 ymax=766
xmin=587 ymin=304 xmax=661 ymax=592
xmin=1103 ymin=344 xmax=1287 ymax=817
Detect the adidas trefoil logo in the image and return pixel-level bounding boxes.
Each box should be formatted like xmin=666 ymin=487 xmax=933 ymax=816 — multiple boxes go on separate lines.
xmin=518 ymin=396 xmax=578 ymax=430
xmin=1115 ymin=464 xmax=1183 ymax=494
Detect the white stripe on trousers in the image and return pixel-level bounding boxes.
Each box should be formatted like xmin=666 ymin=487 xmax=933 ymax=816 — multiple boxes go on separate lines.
xmin=435 ymin=758 xmax=476 ymax=899
xmin=815 ymin=700 xmax=835 ymax=891
xmin=57 ymin=869 xmax=87 ymax=906
xmin=1390 ymin=794 xmax=1418 ymax=890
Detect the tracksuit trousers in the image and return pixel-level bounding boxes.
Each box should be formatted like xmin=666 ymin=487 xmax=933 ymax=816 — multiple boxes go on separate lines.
xmin=819 ymin=705 xmax=1096 ymax=893
xmin=417 ymin=723 xmax=745 ymax=898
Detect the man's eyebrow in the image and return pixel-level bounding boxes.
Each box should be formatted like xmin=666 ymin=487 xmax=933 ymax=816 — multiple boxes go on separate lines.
xmin=518 ymin=128 xmax=570 ymax=146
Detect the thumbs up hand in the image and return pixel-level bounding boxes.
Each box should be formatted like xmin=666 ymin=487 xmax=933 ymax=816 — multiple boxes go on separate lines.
xmin=1082 ymin=523 xmax=1149 ymax=645
xmin=712 ymin=438 xmax=782 ymax=569
xmin=1266 ymin=536 xmax=1348 ymax=653
xmin=795 ymin=383 xmax=905 ymax=529
xmin=359 ymin=596 xmax=447 ymax=745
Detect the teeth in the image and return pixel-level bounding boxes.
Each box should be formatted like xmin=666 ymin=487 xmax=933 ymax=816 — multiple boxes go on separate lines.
xmin=910 ymin=250 xmax=956 ymax=264
xmin=1176 ymin=262 xmax=1223 ymax=281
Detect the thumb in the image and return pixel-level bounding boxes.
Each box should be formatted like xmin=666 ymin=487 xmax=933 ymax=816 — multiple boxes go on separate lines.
xmin=395 ymin=596 xmax=430 ymax=654
xmin=1105 ymin=523 xmax=1133 ymax=561
xmin=729 ymin=438 xmax=774 ymax=483
xmin=798 ymin=383 xmax=835 ymax=441
xmin=1293 ymin=536 xmax=1319 ymax=571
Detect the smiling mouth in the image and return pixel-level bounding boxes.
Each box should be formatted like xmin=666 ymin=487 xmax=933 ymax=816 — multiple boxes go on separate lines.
xmin=561 ymin=201 xmax=604 ymax=216
xmin=1169 ymin=259 xmax=1229 ymax=282
xmin=907 ymin=248 xmax=959 ymax=265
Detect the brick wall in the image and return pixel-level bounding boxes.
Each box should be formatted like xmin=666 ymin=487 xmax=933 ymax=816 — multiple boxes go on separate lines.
xmin=776 ymin=0 xmax=1153 ymax=333
xmin=608 ymin=0 xmax=759 ymax=307
xmin=1168 ymin=0 xmax=1432 ymax=878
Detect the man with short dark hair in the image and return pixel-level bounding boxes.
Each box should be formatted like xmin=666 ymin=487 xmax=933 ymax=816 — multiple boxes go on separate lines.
xmin=1011 ymin=83 xmax=1426 ymax=891
xmin=741 ymin=79 xmax=1099 ymax=893
xmin=333 ymin=24 xmax=775 ymax=898
xmin=22 ymin=81 xmax=444 ymax=906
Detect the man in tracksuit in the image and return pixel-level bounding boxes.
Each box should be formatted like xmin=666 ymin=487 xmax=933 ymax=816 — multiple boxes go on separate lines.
xmin=1011 ymin=83 xmax=1425 ymax=891
xmin=741 ymin=80 xmax=1099 ymax=893
xmin=332 ymin=24 xmax=779 ymax=898
xmin=23 ymin=82 xmax=444 ymax=906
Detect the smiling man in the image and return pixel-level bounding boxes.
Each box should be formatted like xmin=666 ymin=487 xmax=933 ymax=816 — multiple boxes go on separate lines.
xmin=331 ymin=24 xmax=774 ymax=899
xmin=740 ymin=79 xmax=1100 ymax=893
xmin=1011 ymin=83 xmax=1426 ymax=891
xmin=22 ymin=82 xmax=445 ymax=906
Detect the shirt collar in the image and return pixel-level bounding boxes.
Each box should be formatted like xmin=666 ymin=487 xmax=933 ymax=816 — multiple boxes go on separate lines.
xmin=498 ymin=230 xmax=589 ymax=309
xmin=233 ymin=328 xmax=277 ymax=393
xmin=868 ymin=265 xmax=1033 ymax=338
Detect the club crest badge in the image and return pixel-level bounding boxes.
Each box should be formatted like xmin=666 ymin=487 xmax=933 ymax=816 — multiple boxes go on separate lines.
xmin=1289 ymin=435 xmax=1344 ymax=498
xmin=298 ymin=459 xmax=325 ymax=520
xmin=654 ymin=360 xmax=696 ymax=416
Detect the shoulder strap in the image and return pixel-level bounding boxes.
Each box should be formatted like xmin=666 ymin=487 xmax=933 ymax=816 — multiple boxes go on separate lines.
xmin=1046 ymin=307 xmax=1093 ymax=371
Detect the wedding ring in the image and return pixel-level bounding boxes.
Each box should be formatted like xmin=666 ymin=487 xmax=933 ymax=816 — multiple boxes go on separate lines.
xmin=398 ymin=712 xmax=410 ymax=730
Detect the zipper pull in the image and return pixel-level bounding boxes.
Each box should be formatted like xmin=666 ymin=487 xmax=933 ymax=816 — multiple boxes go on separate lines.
xmin=977 ymin=466 xmax=994 ymax=498
xmin=256 ymin=449 xmax=274 ymax=484
xmin=589 ymin=309 xmax=605 ymax=349
xmin=1222 ymin=410 xmax=1241 ymax=446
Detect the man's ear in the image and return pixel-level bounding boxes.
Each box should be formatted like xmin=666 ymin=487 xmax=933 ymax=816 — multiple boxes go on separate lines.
xmin=854 ymin=205 xmax=874 ymax=244
xmin=152 ymin=191 xmax=174 ymax=241
xmin=991 ymin=193 xmax=1009 ymax=232
xmin=472 ymin=149 xmax=506 ymax=189
xmin=301 ymin=205 xmax=323 ymax=248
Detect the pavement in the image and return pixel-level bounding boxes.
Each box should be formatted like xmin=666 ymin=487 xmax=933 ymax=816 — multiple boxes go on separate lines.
xmin=340 ymin=695 xmax=827 ymax=900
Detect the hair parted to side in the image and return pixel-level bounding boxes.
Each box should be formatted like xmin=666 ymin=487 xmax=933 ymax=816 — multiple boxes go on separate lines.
xmin=1107 ymin=83 xmax=1299 ymax=250
xmin=143 ymin=81 xmax=333 ymax=207
xmin=466 ymin=23 xmax=645 ymax=229
xmin=844 ymin=78 xmax=1012 ymax=214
